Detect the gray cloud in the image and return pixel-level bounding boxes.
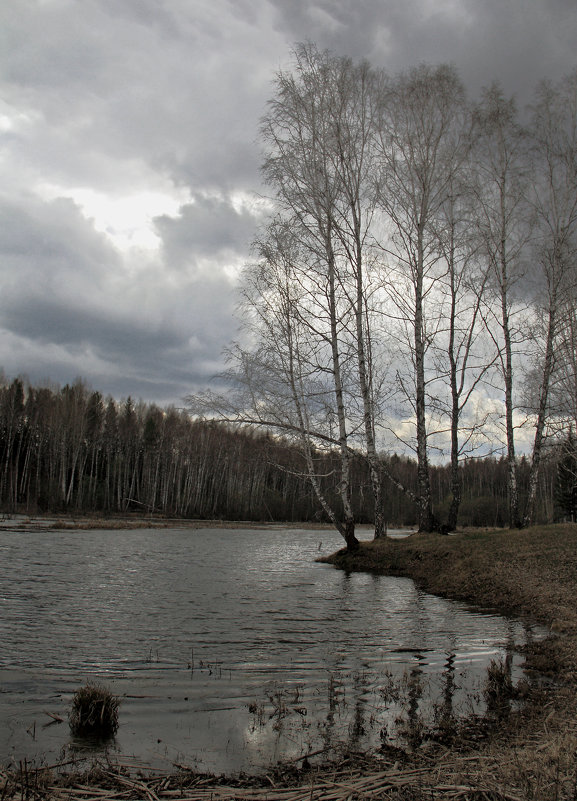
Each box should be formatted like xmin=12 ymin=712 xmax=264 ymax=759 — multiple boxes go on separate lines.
xmin=268 ymin=0 xmax=577 ymax=103
xmin=0 ymin=196 xmax=118 ymax=292
xmin=155 ymin=193 xmax=258 ymax=265
xmin=0 ymin=193 xmax=238 ymax=403
xmin=0 ymin=0 xmax=575 ymax=404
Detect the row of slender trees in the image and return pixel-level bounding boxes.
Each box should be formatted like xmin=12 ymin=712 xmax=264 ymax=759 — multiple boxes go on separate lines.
xmin=190 ymin=45 xmax=577 ymax=547
xmin=0 ymin=376 xmax=573 ymax=526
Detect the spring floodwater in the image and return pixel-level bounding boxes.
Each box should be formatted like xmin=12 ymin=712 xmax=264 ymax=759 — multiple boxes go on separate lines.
xmin=0 ymin=527 xmax=540 ymax=774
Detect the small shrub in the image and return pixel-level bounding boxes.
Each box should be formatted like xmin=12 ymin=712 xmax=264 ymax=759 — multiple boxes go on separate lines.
xmin=69 ymin=682 xmax=120 ymax=738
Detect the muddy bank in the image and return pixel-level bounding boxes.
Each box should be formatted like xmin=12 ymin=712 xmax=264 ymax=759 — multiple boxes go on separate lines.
xmin=323 ymin=524 xmax=577 ymax=683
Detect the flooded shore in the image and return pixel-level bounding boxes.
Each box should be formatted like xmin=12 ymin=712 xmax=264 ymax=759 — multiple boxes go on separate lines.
xmin=2 ymin=523 xmax=577 ymax=798
xmin=0 ymin=525 xmax=537 ymax=775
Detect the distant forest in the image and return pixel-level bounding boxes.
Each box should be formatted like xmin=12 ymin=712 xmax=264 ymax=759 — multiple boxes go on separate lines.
xmin=0 ymin=376 xmax=572 ymax=528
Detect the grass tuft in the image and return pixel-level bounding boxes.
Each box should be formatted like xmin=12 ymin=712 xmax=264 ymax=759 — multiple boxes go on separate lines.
xmin=69 ymin=682 xmax=120 ymax=738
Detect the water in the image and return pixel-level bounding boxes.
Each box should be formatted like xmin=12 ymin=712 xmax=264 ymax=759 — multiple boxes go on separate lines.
xmin=0 ymin=527 xmax=540 ymax=774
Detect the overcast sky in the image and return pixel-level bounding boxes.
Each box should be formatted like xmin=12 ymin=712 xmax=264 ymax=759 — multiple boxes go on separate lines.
xmin=1 ymin=0 xmax=576 ymax=406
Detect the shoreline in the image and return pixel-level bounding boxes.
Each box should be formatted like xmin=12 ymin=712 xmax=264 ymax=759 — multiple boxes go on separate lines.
xmin=0 ymin=513 xmax=348 ymax=532
xmin=321 ymin=524 xmax=577 ymax=632
xmin=317 ymin=524 xmax=577 ymax=797
xmin=3 ymin=523 xmax=577 ymax=799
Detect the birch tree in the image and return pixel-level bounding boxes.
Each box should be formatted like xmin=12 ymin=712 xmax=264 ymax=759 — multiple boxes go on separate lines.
xmin=522 ymin=71 xmax=577 ymax=525
xmin=374 ymin=64 xmax=468 ymax=532
xmin=188 ymin=47 xmax=389 ymax=548
xmin=431 ymin=180 xmax=495 ymax=531
xmin=550 ymin=302 xmax=577 ymax=432
xmin=191 ymin=214 xmax=364 ymax=548
xmin=263 ymin=44 xmax=389 ymax=543
xmin=472 ymin=85 xmax=530 ymax=528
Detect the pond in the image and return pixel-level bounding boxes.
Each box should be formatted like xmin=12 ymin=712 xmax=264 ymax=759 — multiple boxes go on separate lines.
xmin=0 ymin=526 xmax=541 ymax=775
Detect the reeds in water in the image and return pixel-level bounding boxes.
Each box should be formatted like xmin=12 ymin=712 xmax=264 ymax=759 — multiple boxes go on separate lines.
xmin=69 ymin=683 xmax=120 ymax=738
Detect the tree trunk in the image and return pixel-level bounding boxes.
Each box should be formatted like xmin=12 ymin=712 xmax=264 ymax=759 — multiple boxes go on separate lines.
xmin=415 ymin=229 xmax=435 ymax=532
xmin=501 ymin=271 xmax=520 ymax=528
xmin=327 ymin=233 xmax=358 ymax=548
xmin=523 ymin=302 xmax=557 ymax=527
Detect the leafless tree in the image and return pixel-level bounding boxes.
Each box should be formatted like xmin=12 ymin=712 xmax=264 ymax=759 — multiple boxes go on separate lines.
xmin=190 ymin=46 xmax=395 ymax=549
xmin=430 ymin=177 xmax=496 ymax=530
xmin=373 ymin=64 xmax=468 ymax=532
xmin=549 ymin=303 xmax=577 ymax=431
xmin=471 ymin=85 xmax=531 ymax=528
xmin=188 ymin=214 xmax=363 ymax=548
xmin=522 ymin=71 xmax=577 ymax=525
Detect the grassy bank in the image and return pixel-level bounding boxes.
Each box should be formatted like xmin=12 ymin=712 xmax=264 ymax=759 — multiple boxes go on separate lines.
xmin=318 ymin=524 xmax=577 ymax=798
xmin=323 ymin=524 xmax=577 ymax=633
xmin=324 ymin=524 xmax=577 ymax=682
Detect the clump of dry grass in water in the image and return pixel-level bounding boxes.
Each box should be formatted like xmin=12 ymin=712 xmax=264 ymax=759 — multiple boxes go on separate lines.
xmin=69 ymin=682 xmax=120 ymax=738
xmin=483 ymin=655 xmax=516 ymax=721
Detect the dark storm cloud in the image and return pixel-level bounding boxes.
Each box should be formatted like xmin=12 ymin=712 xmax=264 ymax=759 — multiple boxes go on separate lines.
xmin=269 ymin=0 xmax=577 ymax=102
xmin=0 ymin=292 xmax=177 ymax=357
xmin=0 ymin=192 xmax=237 ymax=403
xmin=0 ymin=195 xmax=118 ymax=286
xmin=155 ymin=193 xmax=258 ymax=266
xmin=0 ymin=0 xmax=576 ymax=404
xmin=0 ymin=288 xmax=229 ymax=399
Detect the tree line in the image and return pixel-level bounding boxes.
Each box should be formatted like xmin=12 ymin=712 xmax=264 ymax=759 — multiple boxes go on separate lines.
xmin=0 ymin=376 xmax=315 ymax=520
xmin=0 ymin=375 xmax=573 ymax=526
xmin=189 ymin=45 xmax=577 ymax=548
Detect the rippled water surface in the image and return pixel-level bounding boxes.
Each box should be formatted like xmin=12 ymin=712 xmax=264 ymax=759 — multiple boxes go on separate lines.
xmin=0 ymin=527 xmax=539 ymax=773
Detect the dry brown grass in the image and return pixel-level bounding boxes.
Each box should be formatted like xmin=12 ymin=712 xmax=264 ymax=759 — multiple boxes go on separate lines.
xmin=69 ymin=683 xmax=120 ymax=738
xmin=7 ymin=515 xmax=338 ymax=532
xmin=324 ymin=524 xmax=577 ymax=627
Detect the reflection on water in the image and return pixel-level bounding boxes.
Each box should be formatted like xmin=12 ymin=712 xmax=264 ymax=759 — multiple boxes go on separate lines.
xmin=0 ymin=527 xmax=540 ymax=774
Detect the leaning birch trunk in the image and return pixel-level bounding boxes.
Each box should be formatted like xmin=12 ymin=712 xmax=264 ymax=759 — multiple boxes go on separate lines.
xmin=446 ymin=249 xmax=462 ymax=533
xmin=447 ymin=348 xmax=462 ymax=532
xmin=353 ymin=217 xmax=385 ymax=539
xmin=330 ymin=58 xmax=384 ymax=540
xmin=285 ymin=289 xmax=359 ymax=550
xmin=523 ymin=73 xmax=577 ymax=525
xmin=327 ymin=232 xmax=359 ymax=551
xmin=356 ymin=288 xmax=385 ymax=539
xmin=472 ymin=85 xmax=530 ymax=529
xmin=500 ymin=260 xmax=520 ymax=528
